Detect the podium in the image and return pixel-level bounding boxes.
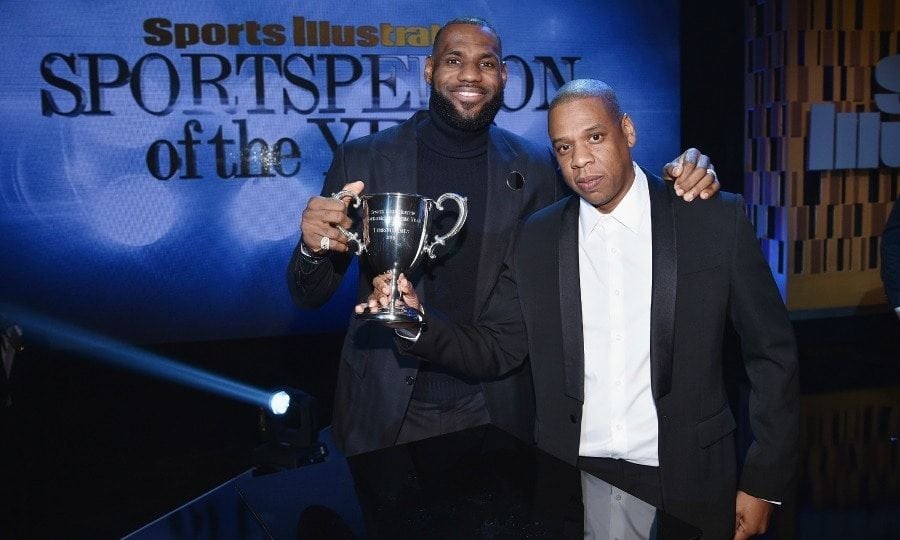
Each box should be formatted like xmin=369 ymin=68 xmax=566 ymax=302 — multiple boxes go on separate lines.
xmin=127 ymin=425 xmax=700 ymax=538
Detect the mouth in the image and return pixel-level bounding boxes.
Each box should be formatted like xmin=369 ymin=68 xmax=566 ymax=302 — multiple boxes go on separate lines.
xmin=451 ymin=86 xmax=487 ymax=106
xmin=576 ymin=175 xmax=604 ymax=191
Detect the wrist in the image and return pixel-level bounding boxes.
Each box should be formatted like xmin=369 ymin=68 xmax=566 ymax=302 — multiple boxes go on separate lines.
xmin=299 ymin=241 xmax=327 ymax=261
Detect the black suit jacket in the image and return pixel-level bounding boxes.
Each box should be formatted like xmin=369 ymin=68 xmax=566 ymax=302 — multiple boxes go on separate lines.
xmin=287 ymin=111 xmax=562 ymax=456
xmin=402 ymin=171 xmax=799 ymax=538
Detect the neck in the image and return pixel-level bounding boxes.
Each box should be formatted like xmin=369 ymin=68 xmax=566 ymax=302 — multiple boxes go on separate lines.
xmin=418 ymin=108 xmax=490 ymax=157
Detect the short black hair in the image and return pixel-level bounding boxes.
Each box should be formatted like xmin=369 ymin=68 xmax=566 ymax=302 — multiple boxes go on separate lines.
xmin=431 ymin=17 xmax=502 ymax=57
xmin=549 ymin=79 xmax=624 ymax=121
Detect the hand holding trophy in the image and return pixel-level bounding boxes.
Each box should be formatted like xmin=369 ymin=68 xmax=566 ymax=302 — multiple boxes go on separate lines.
xmin=332 ymin=190 xmax=467 ymax=326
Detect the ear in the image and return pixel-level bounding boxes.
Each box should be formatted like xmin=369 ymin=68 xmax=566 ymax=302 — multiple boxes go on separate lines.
xmin=621 ymin=114 xmax=637 ymax=148
xmin=424 ymin=55 xmax=434 ymax=85
xmin=500 ymin=60 xmax=508 ymax=88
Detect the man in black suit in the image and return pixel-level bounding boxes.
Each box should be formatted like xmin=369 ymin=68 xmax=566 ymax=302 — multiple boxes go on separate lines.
xmin=372 ymin=80 xmax=799 ymax=538
xmin=289 ymin=18 xmax=721 ymax=458
xmin=882 ymin=201 xmax=900 ymax=319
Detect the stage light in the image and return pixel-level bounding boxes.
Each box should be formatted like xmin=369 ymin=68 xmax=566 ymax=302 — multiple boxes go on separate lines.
xmin=269 ymin=390 xmax=291 ymax=415
xmin=255 ymin=387 xmax=327 ymax=472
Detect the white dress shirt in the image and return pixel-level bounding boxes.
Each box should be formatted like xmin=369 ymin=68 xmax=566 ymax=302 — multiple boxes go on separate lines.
xmin=577 ymin=163 xmax=659 ymax=466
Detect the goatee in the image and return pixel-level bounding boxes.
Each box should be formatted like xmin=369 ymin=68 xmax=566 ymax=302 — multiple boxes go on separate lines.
xmin=429 ymin=88 xmax=504 ymax=132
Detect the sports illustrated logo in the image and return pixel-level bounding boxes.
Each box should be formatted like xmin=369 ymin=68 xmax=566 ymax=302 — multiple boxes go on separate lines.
xmin=808 ymin=54 xmax=900 ymax=170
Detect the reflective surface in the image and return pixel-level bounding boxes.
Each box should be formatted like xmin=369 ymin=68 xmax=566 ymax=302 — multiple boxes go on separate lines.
xmin=128 ymin=425 xmax=700 ymax=539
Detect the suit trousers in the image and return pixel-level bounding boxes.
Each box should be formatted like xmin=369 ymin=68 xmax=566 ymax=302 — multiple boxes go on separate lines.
xmin=577 ymin=456 xmax=664 ymax=509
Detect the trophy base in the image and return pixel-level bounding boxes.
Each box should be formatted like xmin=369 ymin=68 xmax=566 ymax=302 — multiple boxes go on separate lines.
xmin=356 ymin=306 xmax=423 ymax=325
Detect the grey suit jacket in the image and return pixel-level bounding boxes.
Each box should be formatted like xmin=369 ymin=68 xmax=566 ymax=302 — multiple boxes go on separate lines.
xmin=288 ymin=110 xmax=562 ymax=456
xmin=401 ymin=171 xmax=799 ymax=538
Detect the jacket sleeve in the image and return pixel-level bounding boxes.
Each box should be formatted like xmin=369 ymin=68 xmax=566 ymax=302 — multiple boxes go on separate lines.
xmin=881 ymin=202 xmax=900 ymax=310
xmin=286 ymin=145 xmax=356 ymax=309
xmin=726 ymin=195 xmax=800 ymax=502
xmin=398 ymin=241 xmax=530 ymax=379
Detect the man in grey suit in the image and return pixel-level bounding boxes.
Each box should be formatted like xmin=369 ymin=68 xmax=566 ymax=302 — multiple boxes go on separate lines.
xmin=289 ymin=18 xmax=720 ymax=458
xmin=371 ymin=80 xmax=799 ymax=538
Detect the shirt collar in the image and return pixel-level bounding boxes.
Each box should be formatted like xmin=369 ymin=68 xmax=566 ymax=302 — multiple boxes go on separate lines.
xmin=579 ymin=162 xmax=649 ymax=236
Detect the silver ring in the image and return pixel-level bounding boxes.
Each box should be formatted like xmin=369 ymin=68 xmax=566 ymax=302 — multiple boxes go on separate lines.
xmin=706 ymin=167 xmax=717 ymax=179
xmin=320 ymin=235 xmax=330 ymax=252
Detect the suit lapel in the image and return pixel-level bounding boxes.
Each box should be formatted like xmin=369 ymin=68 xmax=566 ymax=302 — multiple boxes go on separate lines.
xmin=472 ymin=127 xmax=526 ymax=316
xmin=647 ymin=171 xmax=675 ymax=400
xmin=558 ymin=196 xmax=585 ymax=402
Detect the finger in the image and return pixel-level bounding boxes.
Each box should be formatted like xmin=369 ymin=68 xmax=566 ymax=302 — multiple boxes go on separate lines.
xmin=699 ymin=165 xmax=720 ymax=199
xmin=683 ymin=174 xmax=715 ymax=201
xmin=398 ymin=274 xmax=412 ymax=293
xmin=663 ymin=159 xmax=682 ymax=181
xmin=681 ymin=147 xmax=701 ymax=167
xmin=354 ymin=303 xmax=367 ymax=314
xmin=371 ymin=272 xmax=388 ymax=289
xmin=300 ymin=208 xmax=350 ymax=240
xmin=302 ymin=226 xmax=352 ymax=254
xmin=307 ymin=195 xmax=351 ymax=213
xmin=680 ymin=155 xmax=711 ymax=201
xmin=675 ymin=148 xmax=700 ymax=187
xmin=305 ymin=207 xmax=355 ymax=227
xmin=377 ymin=273 xmax=393 ymax=296
xmin=338 ymin=181 xmax=365 ymax=204
xmin=673 ymin=149 xmax=701 ymax=195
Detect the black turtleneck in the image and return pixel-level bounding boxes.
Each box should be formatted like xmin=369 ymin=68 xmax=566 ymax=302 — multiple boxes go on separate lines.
xmin=411 ymin=109 xmax=489 ymax=404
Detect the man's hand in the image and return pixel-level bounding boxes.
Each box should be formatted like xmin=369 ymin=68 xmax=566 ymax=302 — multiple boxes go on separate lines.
xmin=734 ymin=490 xmax=774 ymax=539
xmin=300 ymin=180 xmax=364 ymax=254
xmin=662 ymin=148 xmax=720 ymax=201
xmin=355 ymin=273 xmax=422 ymax=328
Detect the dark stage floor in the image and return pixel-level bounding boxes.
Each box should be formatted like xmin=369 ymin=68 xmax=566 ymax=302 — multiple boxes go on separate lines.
xmin=1 ymin=313 xmax=898 ymax=538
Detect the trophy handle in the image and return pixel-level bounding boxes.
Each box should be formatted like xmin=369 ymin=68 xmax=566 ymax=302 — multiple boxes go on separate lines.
xmin=424 ymin=193 xmax=468 ymax=259
xmin=331 ymin=189 xmax=365 ymax=256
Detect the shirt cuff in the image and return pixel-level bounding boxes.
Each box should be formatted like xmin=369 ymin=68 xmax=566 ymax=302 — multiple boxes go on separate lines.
xmin=894 ymin=306 xmax=900 ymax=319
xmin=393 ymin=305 xmax=425 ymax=342
xmin=394 ymin=327 xmax=422 ymax=341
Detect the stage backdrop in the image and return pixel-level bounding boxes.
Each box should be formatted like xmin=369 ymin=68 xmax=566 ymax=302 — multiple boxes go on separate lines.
xmin=0 ymin=1 xmax=679 ymax=343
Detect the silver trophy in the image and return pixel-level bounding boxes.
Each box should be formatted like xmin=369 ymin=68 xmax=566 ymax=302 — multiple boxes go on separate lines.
xmin=332 ymin=190 xmax=468 ymax=325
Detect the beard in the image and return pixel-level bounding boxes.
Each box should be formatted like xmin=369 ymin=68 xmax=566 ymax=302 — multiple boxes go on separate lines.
xmin=429 ymin=87 xmax=504 ymax=131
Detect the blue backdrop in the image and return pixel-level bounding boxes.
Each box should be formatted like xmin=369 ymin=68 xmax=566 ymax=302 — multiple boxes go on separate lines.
xmin=0 ymin=1 xmax=679 ymax=342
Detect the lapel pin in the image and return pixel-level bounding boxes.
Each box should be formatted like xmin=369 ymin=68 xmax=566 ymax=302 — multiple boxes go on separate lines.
xmin=506 ymin=171 xmax=525 ymax=190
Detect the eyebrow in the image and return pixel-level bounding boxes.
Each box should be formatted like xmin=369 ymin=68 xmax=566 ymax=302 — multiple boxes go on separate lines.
xmin=440 ymin=49 xmax=500 ymax=60
xmin=580 ymin=122 xmax=607 ymax=134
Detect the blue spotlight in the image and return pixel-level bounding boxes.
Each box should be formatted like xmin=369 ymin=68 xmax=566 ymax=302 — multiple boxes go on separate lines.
xmin=0 ymin=303 xmax=275 ymax=410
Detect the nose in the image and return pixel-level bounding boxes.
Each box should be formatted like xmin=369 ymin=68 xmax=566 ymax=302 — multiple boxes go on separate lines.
xmin=570 ymin=143 xmax=593 ymax=168
xmin=457 ymin=60 xmax=482 ymax=83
